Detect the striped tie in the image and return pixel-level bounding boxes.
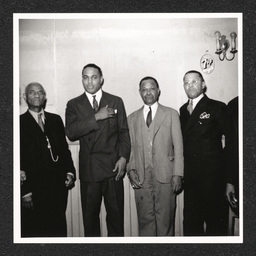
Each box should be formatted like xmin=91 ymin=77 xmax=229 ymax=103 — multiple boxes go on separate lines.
xmin=187 ymin=99 xmax=193 ymax=115
xmin=146 ymin=107 xmax=152 ymax=127
xmin=38 ymin=113 xmax=44 ymax=132
xmin=93 ymin=95 xmax=99 ymax=112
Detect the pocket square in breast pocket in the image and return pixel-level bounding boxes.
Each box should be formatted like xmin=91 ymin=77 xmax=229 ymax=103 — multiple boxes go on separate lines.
xmin=199 ymin=112 xmax=210 ymax=119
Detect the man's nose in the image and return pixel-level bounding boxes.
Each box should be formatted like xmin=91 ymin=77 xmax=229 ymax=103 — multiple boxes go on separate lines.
xmin=187 ymin=82 xmax=194 ymax=88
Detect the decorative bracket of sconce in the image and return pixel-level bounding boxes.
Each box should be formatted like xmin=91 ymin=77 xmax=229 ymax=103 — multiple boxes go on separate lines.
xmin=214 ymin=31 xmax=237 ymax=61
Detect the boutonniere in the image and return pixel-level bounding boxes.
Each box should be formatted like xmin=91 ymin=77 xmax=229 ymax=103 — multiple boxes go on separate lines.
xmin=199 ymin=112 xmax=210 ymax=119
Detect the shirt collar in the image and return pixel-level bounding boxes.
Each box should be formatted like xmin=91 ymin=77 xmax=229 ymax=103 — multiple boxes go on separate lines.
xmin=28 ymin=109 xmax=45 ymax=124
xmin=189 ymin=93 xmax=204 ymax=108
xmin=143 ymin=101 xmax=158 ymax=120
xmin=144 ymin=101 xmax=158 ymax=111
xmin=85 ymin=89 xmax=102 ymax=101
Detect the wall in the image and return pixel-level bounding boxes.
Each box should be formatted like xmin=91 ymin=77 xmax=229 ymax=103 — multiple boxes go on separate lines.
xmin=19 ymin=17 xmax=238 ymax=117
xmin=18 ymin=15 xmax=239 ymax=237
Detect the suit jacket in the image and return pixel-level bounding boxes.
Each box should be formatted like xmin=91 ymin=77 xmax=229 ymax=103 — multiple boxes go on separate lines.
xmin=225 ymin=96 xmax=239 ymax=191
xmin=65 ymin=91 xmax=131 ymax=182
xmin=179 ymin=94 xmax=227 ymax=182
xmin=20 ymin=111 xmax=76 ymax=200
xmin=127 ymin=103 xmax=184 ymax=184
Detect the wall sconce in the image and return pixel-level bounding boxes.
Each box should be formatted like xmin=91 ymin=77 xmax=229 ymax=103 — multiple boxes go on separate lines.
xmin=214 ymin=31 xmax=237 ymax=61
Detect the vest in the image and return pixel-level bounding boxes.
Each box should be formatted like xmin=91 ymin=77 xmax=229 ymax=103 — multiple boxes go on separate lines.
xmin=142 ymin=116 xmax=155 ymax=169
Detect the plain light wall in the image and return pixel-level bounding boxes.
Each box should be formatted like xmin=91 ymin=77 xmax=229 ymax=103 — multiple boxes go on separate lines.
xmin=19 ymin=17 xmax=239 ymax=120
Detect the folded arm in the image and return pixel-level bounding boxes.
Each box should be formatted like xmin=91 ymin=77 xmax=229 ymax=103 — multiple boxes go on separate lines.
xmin=65 ymin=100 xmax=100 ymax=141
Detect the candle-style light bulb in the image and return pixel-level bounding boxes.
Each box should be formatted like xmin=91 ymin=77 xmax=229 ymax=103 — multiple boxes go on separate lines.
xmin=214 ymin=31 xmax=221 ymax=52
xmin=230 ymin=32 xmax=237 ymax=50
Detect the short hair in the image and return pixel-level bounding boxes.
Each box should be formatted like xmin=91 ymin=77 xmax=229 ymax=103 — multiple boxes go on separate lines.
xmin=183 ymin=70 xmax=205 ymax=82
xmin=82 ymin=63 xmax=103 ymax=76
xmin=139 ymin=76 xmax=159 ymax=89
xmin=25 ymin=82 xmax=46 ymax=95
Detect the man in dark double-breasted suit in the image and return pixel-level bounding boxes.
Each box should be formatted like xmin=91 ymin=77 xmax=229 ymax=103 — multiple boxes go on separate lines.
xmin=180 ymin=70 xmax=228 ymax=236
xmin=65 ymin=63 xmax=131 ymax=237
xmin=20 ymin=82 xmax=76 ymax=237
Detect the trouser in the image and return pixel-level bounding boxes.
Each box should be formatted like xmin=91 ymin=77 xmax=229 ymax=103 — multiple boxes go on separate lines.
xmin=80 ymin=177 xmax=124 ymax=237
xmin=135 ymin=166 xmax=176 ymax=236
xmin=184 ymin=180 xmax=228 ymax=236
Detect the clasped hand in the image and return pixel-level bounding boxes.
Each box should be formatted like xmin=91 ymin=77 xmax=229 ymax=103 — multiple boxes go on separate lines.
xmin=113 ymin=157 xmax=126 ymax=181
xmin=226 ymin=183 xmax=238 ymax=209
xmin=21 ymin=173 xmax=74 ymax=210
xmin=20 ymin=170 xmax=26 ymax=185
xmin=95 ymin=105 xmax=115 ymax=121
xmin=65 ymin=174 xmax=75 ymax=189
xmin=128 ymin=170 xmax=142 ymax=189
xmin=171 ymin=175 xmax=183 ymax=194
xmin=129 ymin=172 xmax=183 ymax=193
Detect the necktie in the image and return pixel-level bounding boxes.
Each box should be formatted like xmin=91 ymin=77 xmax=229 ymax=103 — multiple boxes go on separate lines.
xmin=146 ymin=107 xmax=152 ymax=127
xmin=93 ymin=95 xmax=99 ymax=112
xmin=187 ymin=99 xmax=193 ymax=115
xmin=38 ymin=113 xmax=44 ymax=132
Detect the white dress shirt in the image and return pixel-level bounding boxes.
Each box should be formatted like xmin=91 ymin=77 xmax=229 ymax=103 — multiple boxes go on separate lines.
xmin=85 ymin=89 xmax=102 ymax=108
xmin=29 ymin=109 xmax=45 ymax=125
xmin=190 ymin=93 xmax=204 ymax=109
xmin=143 ymin=101 xmax=158 ymax=122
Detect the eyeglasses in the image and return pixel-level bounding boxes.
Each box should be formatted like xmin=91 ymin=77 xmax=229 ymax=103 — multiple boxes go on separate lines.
xmin=184 ymin=80 xmax=200 ymax=87
xmin=27 ymin=90 xmax=45 ymax=97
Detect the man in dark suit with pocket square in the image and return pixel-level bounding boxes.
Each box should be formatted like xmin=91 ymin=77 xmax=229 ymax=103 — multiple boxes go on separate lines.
xmin=20 ymin=82 xmax=76 ymax=237
xmin=65 ymin=63 xmax=131 ymax=237
xmin=180 ymin=70 xmax=228 ymax=236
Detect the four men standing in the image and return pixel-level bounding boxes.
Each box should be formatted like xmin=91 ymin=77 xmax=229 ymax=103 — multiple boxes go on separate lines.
xmin=20 ymin=67 xmax=235 ymax=237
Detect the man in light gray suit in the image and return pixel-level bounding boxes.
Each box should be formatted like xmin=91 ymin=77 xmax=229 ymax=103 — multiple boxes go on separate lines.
xmin=127 ymin=76 xmax=184 ymax=236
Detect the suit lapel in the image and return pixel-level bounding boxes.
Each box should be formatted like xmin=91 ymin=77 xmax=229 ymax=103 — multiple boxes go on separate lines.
xmin=76 ymin=94 xmax=97 ymax=149
xmin=135 ymin=107 xmax=144 ymax=145
xmin=184 ymin=95 xmax=208 ymax=135
xmin=153 ymin=104 xmax=166 ymax=139
xmin=94 ymin=92 xmax=110 ymax=143
xmin=78 ymin=93 xmax=93 ymax=113
xmin=25 ymin=110 xmax=45 ymax=134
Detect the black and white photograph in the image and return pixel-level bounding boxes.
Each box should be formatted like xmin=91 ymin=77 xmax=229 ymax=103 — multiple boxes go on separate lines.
xmin=13 ymin=13 xmax=242 ymax=244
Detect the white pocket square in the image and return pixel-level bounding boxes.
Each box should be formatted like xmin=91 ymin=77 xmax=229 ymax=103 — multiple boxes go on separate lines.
xmin=199 ymin=112 xmax=210 ymax=119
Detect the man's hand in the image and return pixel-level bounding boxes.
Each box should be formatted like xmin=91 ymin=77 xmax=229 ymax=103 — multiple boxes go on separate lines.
xmin=22 ymin=195 xmax=33 ymax=209
xmin=20 ymin=170 xmax=26 ymax=185
xmin=113 ymin=157 xmax=126 ymax=181
xmin=95 ymin=105 xmax=116 ymax=121
xmin=226 ymin=183 xmax=237 ymax=209
xmin=171 ymin=175 xmax=183 ymax=194
xmin=128 ymin=170 xmax=142 ymax=189
xmin=65 ymin=174 xmax=75 ymax=189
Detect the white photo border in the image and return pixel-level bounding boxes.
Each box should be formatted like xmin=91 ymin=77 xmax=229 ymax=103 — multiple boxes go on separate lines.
xmin=13 ymin=12 xmax=243 ymax=244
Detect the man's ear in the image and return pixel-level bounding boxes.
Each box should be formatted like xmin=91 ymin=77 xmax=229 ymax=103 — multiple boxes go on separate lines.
xmin=158 ymin=89 xmax=161 ymax=100
xmin=101 ymin=77 xmax=104 ymax=86
xmin=202 ymin=81 xmax=206 ymax=89
xmin=23 ymin=93 xmax=27 ymax=102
